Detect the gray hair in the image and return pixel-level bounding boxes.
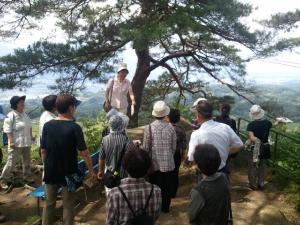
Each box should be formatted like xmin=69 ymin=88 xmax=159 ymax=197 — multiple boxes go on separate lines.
xmin=108 ymin=115 xmax=125 ymax=132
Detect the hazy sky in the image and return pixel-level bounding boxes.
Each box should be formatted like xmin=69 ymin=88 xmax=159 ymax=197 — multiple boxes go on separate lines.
xmin=0 ymin=0 xmax=300 ymax=99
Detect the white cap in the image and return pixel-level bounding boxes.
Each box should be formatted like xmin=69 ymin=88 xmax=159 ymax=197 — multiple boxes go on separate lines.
xmin=190 ymin=98 xmax=207 ymax=112
xmin=249 ymin=105 xmax=265 ymax=120
xmin=117 ymin=63 xmax=129 ymax=73
xmin=152 ymin=101 xmax=170 ymax=118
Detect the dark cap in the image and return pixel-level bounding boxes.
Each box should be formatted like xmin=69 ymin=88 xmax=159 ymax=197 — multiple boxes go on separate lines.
xmin=10 ymin=96 xmax=26 ymax=109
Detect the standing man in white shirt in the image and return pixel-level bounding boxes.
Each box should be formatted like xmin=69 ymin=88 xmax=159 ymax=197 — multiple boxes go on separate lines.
xmin=104 ymin=63 xmax=136 ymax=115
xmin=39 ymin=95 xmax=57 ymax=148
xmin=187 ymin=101 xmax=244 ymax=179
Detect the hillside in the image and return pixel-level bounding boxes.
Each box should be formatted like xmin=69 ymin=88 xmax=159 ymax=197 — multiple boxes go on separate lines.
xmin=0 ymin=82 xmax=299 ymax=122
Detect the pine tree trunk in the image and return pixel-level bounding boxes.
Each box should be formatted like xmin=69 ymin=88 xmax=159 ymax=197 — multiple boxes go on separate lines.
xmin=129 ymin=49 xmax=151 ymax=128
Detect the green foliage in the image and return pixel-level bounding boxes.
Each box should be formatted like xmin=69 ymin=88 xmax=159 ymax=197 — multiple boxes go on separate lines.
xmin=269 ymin=126 xmax=300 ymax=211
xmin=79 ymin=113 xmax=107 ymax=153
xmin=0 ymin=0 xmax=275 ymax=99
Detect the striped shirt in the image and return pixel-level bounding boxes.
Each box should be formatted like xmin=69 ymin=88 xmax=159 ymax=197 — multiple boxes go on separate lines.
xmin=143 ymin=120 xmax=177 ymax=172
xmin=99 ymin=132 xmax=133 ymax=178
xmin=106 ymin=178 xmax=162 ymax=225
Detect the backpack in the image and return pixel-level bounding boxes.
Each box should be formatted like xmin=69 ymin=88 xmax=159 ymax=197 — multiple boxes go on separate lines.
xmin=118 ymin=185 xmax=154 ymax=225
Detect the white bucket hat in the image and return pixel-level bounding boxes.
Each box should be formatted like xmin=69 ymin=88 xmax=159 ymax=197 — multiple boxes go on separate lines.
xmin=249 ymin=105 xmax=265 ymax=120
xmin=117 ymin=63 xmax=129 ymax=73
xmin=190 ymin=97 xmax=207 ymax=112
xmin=152 ymin=101 xmax=170 ymax=118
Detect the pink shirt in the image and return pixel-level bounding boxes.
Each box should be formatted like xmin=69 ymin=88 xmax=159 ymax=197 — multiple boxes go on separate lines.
xmin=106 ymin=77 xmax=134 ymax=110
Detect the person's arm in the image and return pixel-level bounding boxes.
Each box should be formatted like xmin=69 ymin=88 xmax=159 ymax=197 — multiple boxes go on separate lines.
xmin=128 ymin=83 xmax=136 ymax=105
xmin=3 ymin=114 xmax=15 ymax=149
xmin=105 ymin=79 xmax=113 ymax=102
xmin=171 ymin=128 xmax=177 ymax=155
xmin=41 ymin=149 xmax=47 ymax=162
xmin=187 ymin=132 xmax=198 ymax=162
xmin=98 ymin=141 xmax=106 ymax=179
xmin=98 ymin=159 xmax=106 ymax=179
xmin=248 ymin=131 xmax=257 ymax=142
xmin=142 ymin=125 xmax=150 ymax=151
xmin=80 ymin=150 xmax=97 ymax=179
xmin=75 ymin=125 xmax=97 ymax=179
xmin=187 ymin=189 xmax=205 ymax=223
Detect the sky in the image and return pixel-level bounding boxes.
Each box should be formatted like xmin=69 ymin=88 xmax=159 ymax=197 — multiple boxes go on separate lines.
xmin=0 ymin=0 xmax=300 ymax=100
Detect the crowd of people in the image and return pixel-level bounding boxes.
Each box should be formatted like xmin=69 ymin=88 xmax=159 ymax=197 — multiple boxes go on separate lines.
xmin=0 ymin=63 xmax=274 ymax=225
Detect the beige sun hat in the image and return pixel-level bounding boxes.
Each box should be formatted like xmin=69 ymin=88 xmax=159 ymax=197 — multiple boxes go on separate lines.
xmin=117 ymin=63 xmax=129 ymax=73
xmin=190 ymin=97 xmax=208 ymax=112
xmin=249 ymin=105 xmax=265 ymax=120
xmin=152 ymin=101 xmax=170 ymax=118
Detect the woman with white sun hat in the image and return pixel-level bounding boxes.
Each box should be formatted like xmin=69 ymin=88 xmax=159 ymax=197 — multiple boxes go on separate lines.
xmin=246 ymin=104 xmax=272 ymax=190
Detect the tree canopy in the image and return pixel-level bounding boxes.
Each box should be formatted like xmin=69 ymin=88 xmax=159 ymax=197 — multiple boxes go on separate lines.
xmin=0 ymin=0 xmax=299 ymax=125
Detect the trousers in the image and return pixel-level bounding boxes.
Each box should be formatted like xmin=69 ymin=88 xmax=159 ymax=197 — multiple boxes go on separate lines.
xmin=248 ymin=155 xmax=266 ymax=188
xmin=149 ymin=170 xmax=173 ymax=212
xmin=42 ymin=184 xmax=75 ymax=225
xmin=0 ymin=146 xmax=31 ymax=181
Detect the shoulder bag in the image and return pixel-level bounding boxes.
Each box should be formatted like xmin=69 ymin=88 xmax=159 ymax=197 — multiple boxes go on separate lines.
xmin=103 ymin=79 xmax=115 ymax=112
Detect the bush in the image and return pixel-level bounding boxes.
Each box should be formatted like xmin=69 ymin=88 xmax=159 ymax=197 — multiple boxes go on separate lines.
xmin=80 ymin=113 xmax=106 ymax=153
xmin=269 ymin=126 xmax=300 ymax=211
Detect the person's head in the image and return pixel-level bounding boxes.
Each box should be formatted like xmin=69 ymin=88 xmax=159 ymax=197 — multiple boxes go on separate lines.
xmin=168 ymin=108 xmax=181 ymax=124
xmin=220 ymin=103 xmax=231 ymax=117
xmin=42 ymin=95 xmax=57 ymax=112
xmin=108 ymin=115 xmax=125 ymax=133
xmin=152 ymin=100 xmax=170 ymax=120
xmin=117 ymin=63 xmax=129 ymax=82
xmin=190 ymin=97 xmax=207 ymax=120
xmin=193 ymin=144 xmax=221 ymax=176
xmin=249 ymin=105 xmax=265 ymax=121
xmin=10 ymin=96 xmax=26 ymax=113
xmin=55 ymin=94 xmax=81 ymax=117
xmin=196 ymin=101 xmax=213 ymax=124
xmin=122 ymin=147 xmax=151 ymax=178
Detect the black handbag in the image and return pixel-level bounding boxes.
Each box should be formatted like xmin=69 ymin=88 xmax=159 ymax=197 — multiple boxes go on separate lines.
xmin=102 ymin=137 xmax=128 ymax=188
xmin=103 ymin=79 xmax=114 ymax=112
xmin=259 ymin=143 xmax=271 ymax=159
xmin=259 ymin=129 xmax=271 ymax=160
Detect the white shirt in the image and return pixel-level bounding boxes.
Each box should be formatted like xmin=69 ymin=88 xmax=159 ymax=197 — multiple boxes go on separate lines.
xmin=39 ymin=111 xmax=56 ymax=146
xmin=3 ymin=110 xmax=32 ymax=147
xmin=188 ymin=120 xmax=243 ymax=169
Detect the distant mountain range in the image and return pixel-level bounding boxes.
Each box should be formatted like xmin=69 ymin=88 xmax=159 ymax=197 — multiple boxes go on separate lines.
xmin=0 ymin=81 xmax=299 ymax=122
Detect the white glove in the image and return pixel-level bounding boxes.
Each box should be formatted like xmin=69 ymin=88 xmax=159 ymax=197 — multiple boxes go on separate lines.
xmin=131 ymin=105 xmax=135 ymax=116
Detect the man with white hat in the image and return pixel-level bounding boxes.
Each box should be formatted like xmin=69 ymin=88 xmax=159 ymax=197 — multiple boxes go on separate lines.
xmin=143 ymin=100 xmax=176 ymax=213
xmin=104 ymin=63 xmax=136 ymax=115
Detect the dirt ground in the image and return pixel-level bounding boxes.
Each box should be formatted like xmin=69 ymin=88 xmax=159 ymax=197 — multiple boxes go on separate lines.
xmin=0 ymin=125 xmax=299 ymax=225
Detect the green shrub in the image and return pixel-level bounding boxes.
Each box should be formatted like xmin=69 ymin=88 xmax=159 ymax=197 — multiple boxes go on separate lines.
xmin=80 ymin=113 xmax=107 ymax=153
